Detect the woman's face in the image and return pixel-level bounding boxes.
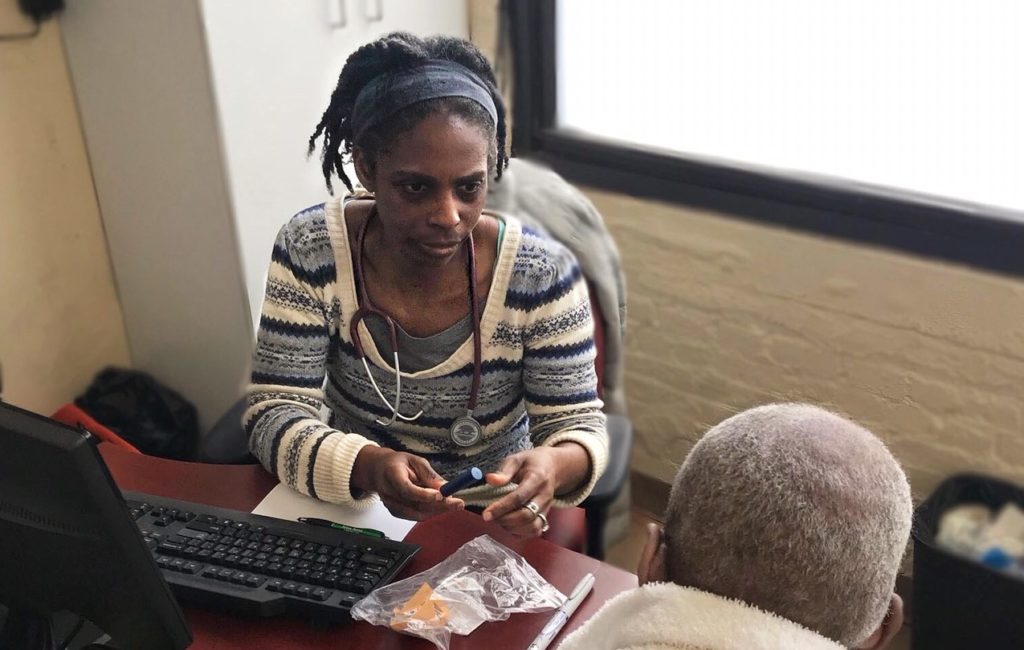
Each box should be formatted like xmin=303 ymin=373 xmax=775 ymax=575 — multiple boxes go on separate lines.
xmin=354 ymin=111 xmax=491 ymax=265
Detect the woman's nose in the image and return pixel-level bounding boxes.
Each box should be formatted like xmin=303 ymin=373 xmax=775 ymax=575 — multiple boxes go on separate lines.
xmin=428 ymin=192 xmax=461 ymax=228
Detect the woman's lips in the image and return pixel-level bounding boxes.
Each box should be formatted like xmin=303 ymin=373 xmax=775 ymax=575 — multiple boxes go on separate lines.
xmin=419 ymin=240 xmax=462 ymax=257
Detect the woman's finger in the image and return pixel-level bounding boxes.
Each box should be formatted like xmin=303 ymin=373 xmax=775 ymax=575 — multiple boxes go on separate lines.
xmin=485 ymin=453 xmax=526 ymax=487
xmin=490 ymin=506 xmax=539 ymax=529
xmin=381 ymin=498 xmax=433 ymax=521
xmin=381 ymin=495 xmax=465 ymax=521
xmin=408 ymin=455 xmax=445 ymax=490
xmin=497 ymin=510 xmax=548 ymax=537
xmin=488 ymin=487 xmax=553 ymax=528
xmin=482 ymin=473 xmax=546 ymax=522
xmin=386 ymin=464 xmax=442 ymax=504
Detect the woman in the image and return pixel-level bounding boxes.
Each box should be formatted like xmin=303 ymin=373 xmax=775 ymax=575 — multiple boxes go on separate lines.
xmin=246 ymin=33 xmax=607 ymax=538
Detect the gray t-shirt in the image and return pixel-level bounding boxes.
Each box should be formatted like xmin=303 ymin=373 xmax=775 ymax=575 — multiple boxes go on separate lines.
xmin=365 ymin=220 xmax=504 ymax=373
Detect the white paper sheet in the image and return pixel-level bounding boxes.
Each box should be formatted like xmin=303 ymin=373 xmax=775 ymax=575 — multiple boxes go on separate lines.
xmin=251 ymin=484 xmax=415 ymax=541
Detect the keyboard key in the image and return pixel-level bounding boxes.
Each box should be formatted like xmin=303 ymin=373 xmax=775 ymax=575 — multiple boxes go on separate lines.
xmin=266 ymin=579 xmax=284 ymax=592
xmin=359 ymin=553 xmax=392 ymax=568
xmin=245 ymin=574 xmax=265 ymax=588
xmin=311 ymin=588 xmax=332 ymax=602
xmin=157 ymin=542 xmax=185 ymax=556
xmin=178 ymin=527 xmax=210 ymax=540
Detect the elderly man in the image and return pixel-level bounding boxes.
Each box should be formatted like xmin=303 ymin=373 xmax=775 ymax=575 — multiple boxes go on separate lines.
xmin=559 ymin=403 xmax=912 ymax=649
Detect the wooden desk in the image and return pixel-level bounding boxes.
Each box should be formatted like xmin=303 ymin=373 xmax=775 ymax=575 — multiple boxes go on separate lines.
xmin=101 ymin=445 xmax=637 ymax=649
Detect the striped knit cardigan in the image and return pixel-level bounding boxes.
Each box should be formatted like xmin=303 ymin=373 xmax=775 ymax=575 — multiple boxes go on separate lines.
xmin=245 ymin=198 xmax=608 ymax=509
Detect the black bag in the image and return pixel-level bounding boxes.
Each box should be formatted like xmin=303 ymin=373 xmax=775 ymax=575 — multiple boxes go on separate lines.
xmin=75 ymin=367 xmax=198 ymax=460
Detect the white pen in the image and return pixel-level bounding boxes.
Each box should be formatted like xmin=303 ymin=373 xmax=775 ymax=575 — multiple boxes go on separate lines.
xmin=527 ymin=572 xmax=595 ymax=650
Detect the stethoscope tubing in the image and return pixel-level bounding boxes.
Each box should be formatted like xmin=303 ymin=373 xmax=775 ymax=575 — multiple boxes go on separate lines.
xmin=349 ymin=206 xmax=483 ymax=427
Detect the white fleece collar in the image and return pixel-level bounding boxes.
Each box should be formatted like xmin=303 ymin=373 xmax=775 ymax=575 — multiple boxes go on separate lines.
xmin=557 ymin=583 xmax=846 ymax=650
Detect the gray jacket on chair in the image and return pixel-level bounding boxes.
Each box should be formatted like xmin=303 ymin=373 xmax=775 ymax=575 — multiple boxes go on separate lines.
xmin=486 ymin=157 xmax=628 ymax=415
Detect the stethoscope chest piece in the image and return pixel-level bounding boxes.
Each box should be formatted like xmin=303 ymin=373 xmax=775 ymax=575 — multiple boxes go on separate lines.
xmin=450 ymin=412 xmax=483 ymax=447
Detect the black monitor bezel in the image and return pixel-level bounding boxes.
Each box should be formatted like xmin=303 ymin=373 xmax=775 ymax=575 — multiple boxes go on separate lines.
xmin=0 ymin=401 xmax=192 ymax=649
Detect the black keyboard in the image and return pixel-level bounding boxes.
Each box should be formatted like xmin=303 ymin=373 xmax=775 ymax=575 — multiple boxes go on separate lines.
xmin=123 ymin=490 xmax=419 ymax=623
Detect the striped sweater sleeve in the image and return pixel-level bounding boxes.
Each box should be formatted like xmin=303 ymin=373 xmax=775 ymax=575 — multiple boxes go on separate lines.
xmin=517 ymin=239 xmax=609 ymax=507
xmin=245 ymin=212 xmax=378 ymax=508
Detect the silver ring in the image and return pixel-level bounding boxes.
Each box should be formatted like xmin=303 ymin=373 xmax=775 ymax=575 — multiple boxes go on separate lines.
xmin=537 ymin=510 xmax=550 ymax=533
xmin=524 ymin=501 xmax=541 ymax=517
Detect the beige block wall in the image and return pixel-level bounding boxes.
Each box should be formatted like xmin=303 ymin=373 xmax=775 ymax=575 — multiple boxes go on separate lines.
xmin=591 ymin=189 xmax=1024 ymax=502
xmin=468 ymin=0 xmax=1024 ymax=503
xmin=0 ymin=9 xmax=130 ymax=413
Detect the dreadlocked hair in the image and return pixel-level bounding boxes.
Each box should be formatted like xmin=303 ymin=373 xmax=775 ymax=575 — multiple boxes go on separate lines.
xmin=308 ymin=32 xmax=509 ymax=195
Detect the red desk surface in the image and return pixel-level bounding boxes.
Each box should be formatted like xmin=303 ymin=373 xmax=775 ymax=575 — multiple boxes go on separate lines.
xmin=101 ymin=445 xmax=637 ymax=649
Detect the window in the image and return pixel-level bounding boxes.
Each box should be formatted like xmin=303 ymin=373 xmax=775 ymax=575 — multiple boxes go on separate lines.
xmin=509 ymin=0 xmax=1024 ymax=275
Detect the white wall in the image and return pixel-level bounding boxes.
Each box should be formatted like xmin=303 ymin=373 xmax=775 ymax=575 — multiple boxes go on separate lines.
xmin=199 ymin=0 xmax=469 ymax=327
xmin=60 ymin=1 xmax=253 ymax=429
xmin=58 ymin=0 xmax=468 ymax=428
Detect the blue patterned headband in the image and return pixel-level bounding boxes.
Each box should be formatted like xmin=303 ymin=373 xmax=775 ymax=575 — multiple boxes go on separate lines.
xmin=349 ymin=60 xmax=498 ymax=141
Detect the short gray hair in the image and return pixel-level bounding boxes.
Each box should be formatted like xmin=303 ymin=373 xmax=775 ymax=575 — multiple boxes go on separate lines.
xmin=663 ymin=404 xmax=912 ymax=646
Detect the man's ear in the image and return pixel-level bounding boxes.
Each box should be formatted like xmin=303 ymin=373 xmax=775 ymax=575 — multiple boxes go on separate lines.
xmin=856 ymin=594 xmax=904 ymax=650
xmin=637 ymin=523 xmax=667 ymax=585
xmin=352 ymin=148 xmax=374 ymax=192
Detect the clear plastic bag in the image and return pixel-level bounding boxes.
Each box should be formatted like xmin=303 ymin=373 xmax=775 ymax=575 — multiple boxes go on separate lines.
xmin=350 ymin=535 xmax=566 ymax=649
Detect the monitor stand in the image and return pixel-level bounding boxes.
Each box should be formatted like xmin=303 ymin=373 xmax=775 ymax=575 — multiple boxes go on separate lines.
xmin=0 ymin=608 xmax=117 ymax=650
xmin=0 ymin=608 xmax=57 ymax=650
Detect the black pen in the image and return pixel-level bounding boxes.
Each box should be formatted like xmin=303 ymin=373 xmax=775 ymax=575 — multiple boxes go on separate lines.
xmin=298 ymin=517 xmax=386 ymax=538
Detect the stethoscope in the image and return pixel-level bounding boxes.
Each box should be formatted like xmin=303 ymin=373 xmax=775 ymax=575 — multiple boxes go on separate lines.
xmin=349 ymin=207 xmax=484 ymax=447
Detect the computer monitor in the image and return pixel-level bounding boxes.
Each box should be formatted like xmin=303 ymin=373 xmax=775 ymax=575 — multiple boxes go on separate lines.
xmin=0 ymin=401 xmax=192 ymax=650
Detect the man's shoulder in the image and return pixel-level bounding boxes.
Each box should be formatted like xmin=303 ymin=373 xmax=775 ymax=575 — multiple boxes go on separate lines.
xmin=558 ymin=583 xmax=846 ymax=650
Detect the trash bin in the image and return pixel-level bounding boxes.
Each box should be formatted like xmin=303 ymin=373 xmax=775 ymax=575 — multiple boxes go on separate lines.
xmin=912 ymin=473 xmax=1024 ymax=650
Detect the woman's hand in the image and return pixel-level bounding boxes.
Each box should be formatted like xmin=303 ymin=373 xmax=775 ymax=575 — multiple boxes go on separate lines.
xmin=352 ymin=446 xmax=464 ymax=521
xmin=481 ymin=443 xmax=590 ymax=537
